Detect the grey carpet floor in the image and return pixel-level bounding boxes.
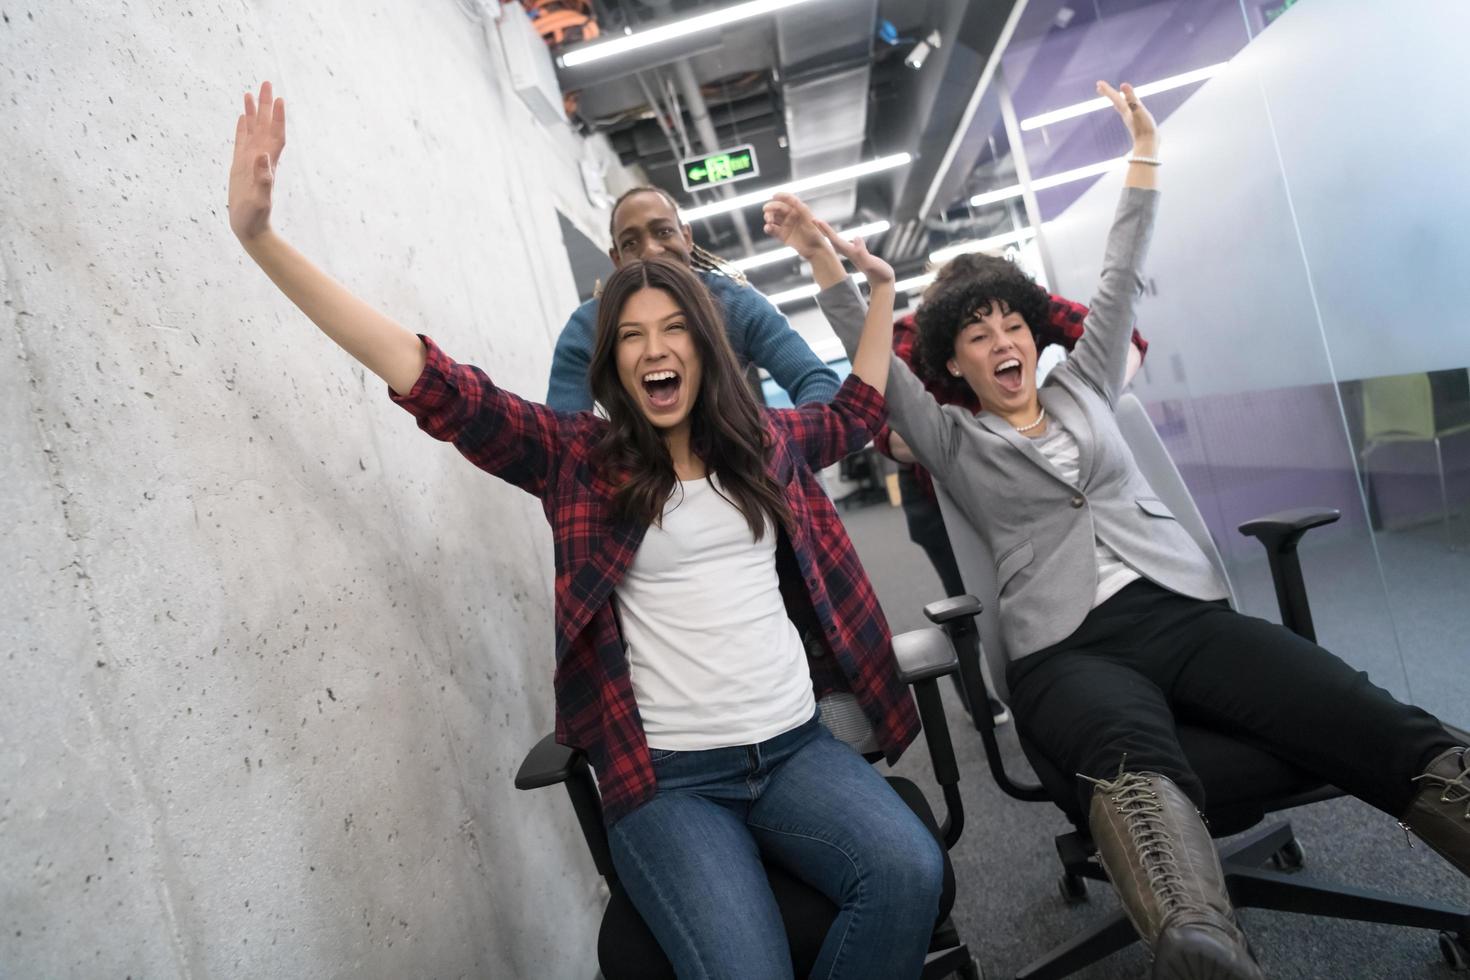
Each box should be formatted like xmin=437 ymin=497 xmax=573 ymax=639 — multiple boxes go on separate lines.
xmin=837 ymin=498 xmax=1470 ymax=980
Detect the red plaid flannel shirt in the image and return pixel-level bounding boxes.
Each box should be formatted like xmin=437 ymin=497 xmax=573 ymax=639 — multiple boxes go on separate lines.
xmin=875 ymin=296 xmax=1148 ymax=501
xmin=392 ymin=337 xmax=920 ymax=825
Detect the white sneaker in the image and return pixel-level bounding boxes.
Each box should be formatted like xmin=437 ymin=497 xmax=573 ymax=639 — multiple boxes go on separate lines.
xmin=989 ymin=699 xmax=1011 ymax=727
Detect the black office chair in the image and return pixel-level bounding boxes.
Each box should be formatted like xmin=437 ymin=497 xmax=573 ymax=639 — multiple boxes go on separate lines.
xmin=925 ymin=393 xmax=1470 ymax=978
xmin=514 ymin=624 xmax=984 ymax=979
xmin=837 ymin=446 xmax=891 ymax=510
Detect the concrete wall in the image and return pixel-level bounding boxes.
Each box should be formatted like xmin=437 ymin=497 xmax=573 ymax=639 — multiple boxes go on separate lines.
xmin=2 ymin=2 xmax=626 ymax=975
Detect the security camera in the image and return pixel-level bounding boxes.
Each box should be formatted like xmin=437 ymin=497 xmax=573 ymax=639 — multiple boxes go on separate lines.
xmin=904 ymin=29 xmax=942 ymax=70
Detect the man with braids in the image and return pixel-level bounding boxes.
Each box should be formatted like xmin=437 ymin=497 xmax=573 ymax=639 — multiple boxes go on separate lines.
xmin=547 ymin=185 xmax=840 ymax=411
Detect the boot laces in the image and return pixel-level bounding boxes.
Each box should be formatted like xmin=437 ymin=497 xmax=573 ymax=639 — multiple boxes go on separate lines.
xmin=1083 ymin=766 xmax=1210 ymax=925
xmin=1412 ymin=748 xmax=1470 ymax=820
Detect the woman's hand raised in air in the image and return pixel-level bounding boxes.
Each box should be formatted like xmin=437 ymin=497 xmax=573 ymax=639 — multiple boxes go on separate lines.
xmin=225 ymin=82 xmax=426 ymax=395
xmin=761 ymin=192 xmax=831 ymax=261
xmin=815 ymin=217 xmax=895 ymax=289
xmin=1098 ymin=81 xmax=1160 ymax=190
xmin=764 ymin=192 xmax=896 ymax=395
xmin=761 ymin=192 xmax=895 ymax=292
xmin=229 ymin=81 xmax=287 ymax=244
xmin=1097 ymin=80 xmax=1158 ymax=157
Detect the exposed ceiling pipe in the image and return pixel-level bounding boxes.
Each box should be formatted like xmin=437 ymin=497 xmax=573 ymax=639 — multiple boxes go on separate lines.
xmin=663 ymin=72 xmax=696 ymax=158
xmin=634 ymin=71 xmax=681 ymax=153
xmin=673 ymin=58 xmax=756 ymax=256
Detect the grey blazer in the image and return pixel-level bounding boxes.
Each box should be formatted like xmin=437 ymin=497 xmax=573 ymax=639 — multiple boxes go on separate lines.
xmin=822 ymin=187 xmax=1228 ymax=660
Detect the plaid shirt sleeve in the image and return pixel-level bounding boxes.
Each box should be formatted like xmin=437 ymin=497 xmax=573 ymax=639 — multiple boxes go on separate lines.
xmin=389 ymin=335 xmax=563 ymax=499
xmin=1038 ymin=294 xmax=1149 ymax=361
xmin=768 ymin=373 xmax=887 ymax=470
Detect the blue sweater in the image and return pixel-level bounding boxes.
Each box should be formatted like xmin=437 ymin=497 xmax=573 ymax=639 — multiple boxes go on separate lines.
xmin=545 ymin=271 xmax=841 ymax=412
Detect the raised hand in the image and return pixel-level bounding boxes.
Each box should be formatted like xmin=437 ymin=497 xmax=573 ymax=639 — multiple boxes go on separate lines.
xmin=815 ymin=218 xmax=894 ymax=287
xmin=761 ymin=192 xmax=833 ymax=261
xmin=1096 ymin=81 xmax=1157 ymax=156
xmin=229 ymin=81 xmax=287 ymax=243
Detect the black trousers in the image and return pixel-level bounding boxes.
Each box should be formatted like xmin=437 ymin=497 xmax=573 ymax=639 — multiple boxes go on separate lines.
xmin=1005 ymin=579 xmax=1455 ymax=819
xmin=899 ymin=468 xmax=967 ymax=599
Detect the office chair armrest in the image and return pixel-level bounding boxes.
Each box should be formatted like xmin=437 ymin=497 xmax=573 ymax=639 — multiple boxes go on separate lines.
xmin=1238 ymin=507 xmax=1340 ymax=548
xmin=923 ymin=594 xmax=983 ymax=625
xmin=924 ymin=596 xmax=1051 ymax=804
xmin=892 ymin=627 xmax=966 ymax=847
xmin=1238 ymin=507 xmax=1340 ymax=643
xmin=515 ymin=734 xmax=618 ymax=879
xmin=515 ymin=732 xmax=581 ymax=790
xmin=892 ymin=626 xmax=960 ymax=684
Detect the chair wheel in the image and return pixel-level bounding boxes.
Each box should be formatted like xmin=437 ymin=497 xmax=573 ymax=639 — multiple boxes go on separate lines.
xmin=1269 ymin=839 xmax=1306 ymax=871
xmin=1058 ymin=871 xmax=1089 ymax=904
xmin=1440 ymin=930 xmax=1469 ymax=971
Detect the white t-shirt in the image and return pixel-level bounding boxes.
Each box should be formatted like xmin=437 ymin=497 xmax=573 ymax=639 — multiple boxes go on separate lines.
xmin=614 ymin=476 xmax=816 ymax=751
xmin=1033 ymin=423 xmax=1141 ymax=607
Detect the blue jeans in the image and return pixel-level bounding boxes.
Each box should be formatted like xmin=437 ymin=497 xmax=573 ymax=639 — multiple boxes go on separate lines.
xmin=607 ymin=713 xmax=945 ymax=980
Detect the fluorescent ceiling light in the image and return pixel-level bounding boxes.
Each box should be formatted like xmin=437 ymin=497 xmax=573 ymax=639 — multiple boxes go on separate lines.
xmin=683 ymin=154 xmax=913 ymax=222
xmin=729 ymin=220 xmax=892 ymax=272
xmin=928 ymin=227 xmax=1036 ymax=265
xmin=1019 ymin=63 xmax=1227 ymax=131
xmin=968 ymin=157 xmax=1124 ymax=208
xmin=767 ymin=273 xmax=860 ymax=308
xmin=769 ymin=268 xmax=931 ymax=308
xmin=765 ymin=282 xmax=819 ymax=307
xmin=559 ymin=0 xmax=819 ymax=69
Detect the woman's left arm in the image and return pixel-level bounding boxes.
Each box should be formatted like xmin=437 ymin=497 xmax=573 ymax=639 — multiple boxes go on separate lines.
xmin=1064 ymin=82 xmax=1161 ymax=407
xmin=1035 ymin=294 xmax=1149 ymax=385
xmin=760 ymin=194 xmax=898 ymax=467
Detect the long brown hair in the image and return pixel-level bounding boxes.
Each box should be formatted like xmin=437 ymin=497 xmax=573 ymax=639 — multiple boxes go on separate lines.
xmin=588 ymin=258 xmax=790 ymax=539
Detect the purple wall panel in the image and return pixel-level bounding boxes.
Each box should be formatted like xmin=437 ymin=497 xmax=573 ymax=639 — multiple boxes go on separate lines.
xmin=1142 ymin=383 xmax=1371 ymax=560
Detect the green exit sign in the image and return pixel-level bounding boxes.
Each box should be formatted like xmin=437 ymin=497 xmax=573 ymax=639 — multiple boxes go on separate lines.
xmin=680 ymin=144 xmax=760 ymax=192
xmin=1261 ymin=0 xmax=1300 ymax=25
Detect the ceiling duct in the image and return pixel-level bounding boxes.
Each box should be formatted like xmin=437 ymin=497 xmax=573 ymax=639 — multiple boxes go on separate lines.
xmin=775 ymin=0 xmax=878 ymax=224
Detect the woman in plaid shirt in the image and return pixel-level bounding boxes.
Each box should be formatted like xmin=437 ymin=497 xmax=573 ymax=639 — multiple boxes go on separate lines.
xmin=229 ymin=82 xmax=944 ymax=979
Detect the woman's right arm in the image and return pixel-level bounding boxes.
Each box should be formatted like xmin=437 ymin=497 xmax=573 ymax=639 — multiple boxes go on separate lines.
xmin=230 ymin=83 xmax=426 ymax=396
xmin=230 ymin=83 xmax=561 ymax=497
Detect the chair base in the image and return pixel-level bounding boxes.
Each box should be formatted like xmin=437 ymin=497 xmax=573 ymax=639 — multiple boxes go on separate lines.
xmin=1015 ymin=820 xmax=1470 ymax=980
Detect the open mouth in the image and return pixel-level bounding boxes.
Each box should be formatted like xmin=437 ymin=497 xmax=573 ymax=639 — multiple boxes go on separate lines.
xmin=993 ymin=357 xmax=1024 ymax=394
xmin=642 ymin=369 xmax=683 ymax=411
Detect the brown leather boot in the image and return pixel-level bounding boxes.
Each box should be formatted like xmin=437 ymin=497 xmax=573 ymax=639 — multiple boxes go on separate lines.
xmin=1086 ymin=768 xmax=1265 ymax=980
xmin=1400 ymin=746 xmax=1470 ymax=878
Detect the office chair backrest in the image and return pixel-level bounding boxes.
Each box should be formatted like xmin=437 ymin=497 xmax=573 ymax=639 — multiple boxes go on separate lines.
xmin=817 ymin=692 xmax=882 ymax=755
xmin=934 ymin=393 xmax=1237 ymax=703
xmin=1112 ymin=395 xmax=1237 ymax=607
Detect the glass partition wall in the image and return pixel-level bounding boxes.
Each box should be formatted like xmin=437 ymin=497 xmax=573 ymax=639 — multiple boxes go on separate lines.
xmin=987 ymin=0 xmax=1468 ymax=723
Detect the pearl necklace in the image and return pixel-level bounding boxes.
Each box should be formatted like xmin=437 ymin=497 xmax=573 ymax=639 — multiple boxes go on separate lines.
xmin=1015 ymin=407 xmax=1047 ymax=433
